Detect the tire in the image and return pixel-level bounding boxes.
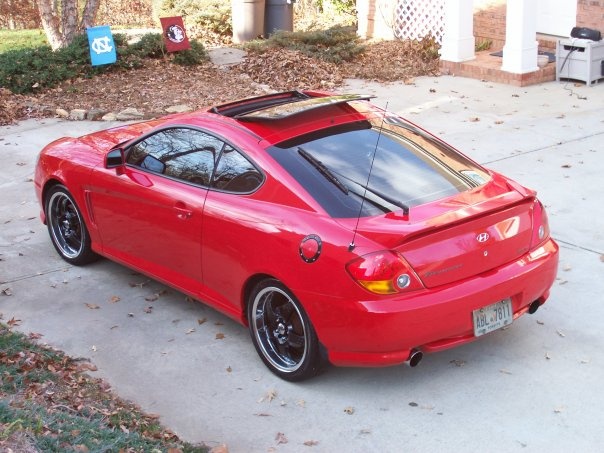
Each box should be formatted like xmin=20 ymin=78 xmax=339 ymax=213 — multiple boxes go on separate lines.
xmin=45 ymin=185 xmax=98 ymax=266
xmin=247 ymin=279 xmax=323 ymax=381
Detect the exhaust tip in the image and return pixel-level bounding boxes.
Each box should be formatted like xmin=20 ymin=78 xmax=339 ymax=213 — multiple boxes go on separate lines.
xmin=528 ymin=300 xmax=541 ymax=314
xmin=406 ymin=349 xmax=423 ymax=367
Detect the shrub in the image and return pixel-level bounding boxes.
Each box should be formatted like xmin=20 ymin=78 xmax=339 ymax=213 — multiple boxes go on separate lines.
xmin=0 ymin=32 xmax=208 ymax=94
xmin=245 ymin=26 xmax=365 ymax=64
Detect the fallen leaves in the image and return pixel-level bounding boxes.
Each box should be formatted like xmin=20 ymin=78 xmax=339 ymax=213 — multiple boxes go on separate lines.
xmin=258 ymin=389 xmax=278 ymax=403
xmin=215 ymin=333 xmax=225 ymax=340
xmin=109 ymin=295 xmax=121 ymax=303
xmin=85 ymin=303 xmax=100 ymax=310
xmin=343 ymin=406 xmax=355 ymax=415
xmin=1 ymin=287 xmax=13 ymax=296
xmin=275 ymin=432 xmax=288 ymax=445
xmin=304 ymin=440 xmax=319 ymax=446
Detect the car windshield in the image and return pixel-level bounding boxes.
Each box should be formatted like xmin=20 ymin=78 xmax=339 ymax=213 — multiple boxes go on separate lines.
xmin=267 ymin=118 xmax=490 ymax=218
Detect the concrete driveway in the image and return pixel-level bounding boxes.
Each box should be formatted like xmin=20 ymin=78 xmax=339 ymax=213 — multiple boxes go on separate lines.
xmin=1 ymin=76 xmax=603 ymax=452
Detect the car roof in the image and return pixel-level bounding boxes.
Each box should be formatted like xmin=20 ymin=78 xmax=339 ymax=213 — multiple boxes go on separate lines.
xmin=205 ymin=90 xmax=381 ymax=146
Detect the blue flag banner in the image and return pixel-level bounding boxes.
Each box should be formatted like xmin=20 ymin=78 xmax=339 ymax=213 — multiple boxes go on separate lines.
xmin=86 ymin=26 xmax=116 ymax=66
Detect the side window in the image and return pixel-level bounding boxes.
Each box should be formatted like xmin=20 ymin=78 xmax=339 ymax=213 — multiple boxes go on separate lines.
xmin=212 ymin=145 xmax=263 ymax=193
xmin=126 ymin=128 xmax=223 ymax=186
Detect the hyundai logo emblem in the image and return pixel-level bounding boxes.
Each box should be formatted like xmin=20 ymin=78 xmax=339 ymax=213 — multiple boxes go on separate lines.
xmin=476 ymin=232 xmax=490 ymax=243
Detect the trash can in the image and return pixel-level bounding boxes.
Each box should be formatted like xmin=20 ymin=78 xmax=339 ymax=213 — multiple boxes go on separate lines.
xmin=232 ymin=0 xmax=266 ymax=43
xmin=264 ymin=0 xmax=294 ymax=37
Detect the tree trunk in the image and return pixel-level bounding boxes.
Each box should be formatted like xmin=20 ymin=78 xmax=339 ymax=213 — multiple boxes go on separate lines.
xmin=81 ymin=0 xmax=101 ymax=29
xmin=37 ymin=0 xmax=64 ymax=49
xmin=36 ymin=0 xmax=101 ymax=50
xmin=61 ymin=0 xmax=79 ymax=45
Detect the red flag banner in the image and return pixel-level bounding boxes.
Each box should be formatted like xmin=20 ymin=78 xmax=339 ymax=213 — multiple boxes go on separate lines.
xmin=160 ymin=16 xmax=190 ymax=52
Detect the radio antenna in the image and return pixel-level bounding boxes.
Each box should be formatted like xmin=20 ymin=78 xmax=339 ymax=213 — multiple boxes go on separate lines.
xmin=348 ymin=102 xmax=388 ymax=252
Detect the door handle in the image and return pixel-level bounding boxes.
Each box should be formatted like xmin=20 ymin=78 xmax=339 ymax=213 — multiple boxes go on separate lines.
xmin=174 ymin=201 xmax=193 ymax=219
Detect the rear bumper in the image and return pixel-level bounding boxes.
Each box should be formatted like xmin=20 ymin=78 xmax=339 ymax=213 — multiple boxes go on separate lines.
xmin=299 ymin=238 xmax=559 ymax=367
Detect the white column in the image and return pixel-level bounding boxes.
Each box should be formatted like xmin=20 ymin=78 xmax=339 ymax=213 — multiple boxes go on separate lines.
xmin=501 ymin=0 xmax=538 ymax=73
xmin=440 ymin=0 xmax=475 ymax=62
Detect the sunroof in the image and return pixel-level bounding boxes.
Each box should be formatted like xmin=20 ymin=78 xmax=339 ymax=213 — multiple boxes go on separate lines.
xmin=235 ymin=94 xmax=375 ymax=121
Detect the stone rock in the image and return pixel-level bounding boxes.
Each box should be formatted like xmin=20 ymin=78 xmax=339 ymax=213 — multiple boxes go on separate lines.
xmin=86 ymin=109 xmax=108 ymax=120
xmin=208 ymin=47 xmax=247 ymax=66
xmin=165 ymin=104 xmax=193 ymax=114
xmin=102 ymin=112 xmax=118 ymax=121
xmin=55 ymin=108 xmax=69 ymax=118
xmin=69 ymin=109 xmax=86 ymax=120
xmin=116 ymin=107 xmax=144 ymax=121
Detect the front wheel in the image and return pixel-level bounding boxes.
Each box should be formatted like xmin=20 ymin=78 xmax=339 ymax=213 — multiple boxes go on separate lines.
xmin=247 ymin=279 xmax=323 ymax=381
xmin=45 ymin=185 xmax=98 ymax=266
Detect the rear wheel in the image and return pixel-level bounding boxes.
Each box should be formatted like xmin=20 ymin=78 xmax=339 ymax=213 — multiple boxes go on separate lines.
xmin=248 ymin=279 xmax=322 ymax=381
xmin=45 ymin=185 xmax=98 ymax=265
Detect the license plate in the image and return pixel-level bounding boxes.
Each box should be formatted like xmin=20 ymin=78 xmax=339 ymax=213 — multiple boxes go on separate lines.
xmin=473 ymin=298 xmax=513 ymax=337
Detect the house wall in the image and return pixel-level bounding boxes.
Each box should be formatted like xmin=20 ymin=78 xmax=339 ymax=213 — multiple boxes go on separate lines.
xmin=358 ymin=0 xmax=604 ymax=44
xmin=576 ymin=0 xmax=604 ymax=32
xmin=473 ymin=0 xmax=507 ymax=48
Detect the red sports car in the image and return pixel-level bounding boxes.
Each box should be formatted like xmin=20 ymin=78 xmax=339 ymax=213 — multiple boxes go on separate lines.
xmin=34 ymin=91 xmax=559 ymax=381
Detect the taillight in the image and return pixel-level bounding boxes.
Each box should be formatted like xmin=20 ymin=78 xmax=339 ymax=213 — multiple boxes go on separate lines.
xmin=530 ymin=199 xmax=550 ymax=249
xmin=346 ymin=251 xmax=423 ymax=295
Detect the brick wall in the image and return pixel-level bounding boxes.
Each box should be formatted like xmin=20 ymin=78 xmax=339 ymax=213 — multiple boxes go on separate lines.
xmin=473 ymin=0 xmax=507 ymax=49
xmin=576 ymin=0 xmax=604 ymax=31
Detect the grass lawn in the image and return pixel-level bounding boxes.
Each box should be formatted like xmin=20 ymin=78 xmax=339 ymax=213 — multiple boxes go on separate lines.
xmin=0 ymin=29 xmax=48 ymax=53
xmin=0 ymin=324 xmax=208 ymax=452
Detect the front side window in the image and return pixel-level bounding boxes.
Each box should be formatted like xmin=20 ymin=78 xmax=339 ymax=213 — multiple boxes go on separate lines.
xmin=126 ymin=127 xmax=263 ymax=192
xmin=127 ymin=128 xmax=222 ymax=186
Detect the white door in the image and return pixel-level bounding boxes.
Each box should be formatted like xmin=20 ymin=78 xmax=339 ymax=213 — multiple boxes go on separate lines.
xmin=537 ymin=0 xmax=577 ymax=37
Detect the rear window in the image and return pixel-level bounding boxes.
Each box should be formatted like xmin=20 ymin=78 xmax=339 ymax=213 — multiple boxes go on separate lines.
xmin=267 ymin=119 xmax=490 ymax=218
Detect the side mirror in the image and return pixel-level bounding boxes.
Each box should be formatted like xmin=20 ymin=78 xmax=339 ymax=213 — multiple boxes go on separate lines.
xmin=106 ymin=148 xmax=124 ymax=169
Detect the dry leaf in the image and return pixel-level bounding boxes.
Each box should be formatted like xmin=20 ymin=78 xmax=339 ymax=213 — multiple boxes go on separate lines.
xmin=304 ymin=440 xmax=319 ymax=446
xmin=215 ymin=332 xmax=225 ymax=340
xmin=561 ymin=164 xmax=571 ymax=168
xmin=128 ymin=313 xmax=134 ymax=317
xmin=450 ymin=359 xmax=466 ymax=367
xmin=28 ymin=332 xmax=43 ymax=340
xmin=197 ymin=317 xmax=207 ymax=325
xmin=85 ymin=303 xmax=100 ymax=310
xmin=185 ymin=328 xmax=196 ymax=334
xmin=145 ymin=294 xmax=159 ymax=302
xmin=226 ymin=366 xmax=232 ymax=373
xmin=494 ymin=120 xmax=504 ymax=124
xmin=556 ymin=330 xmax=566 ymax=338
xmin=259 ymin=389 xmax=278 ymax=403
xmin=554 ymin=407 xmax=564 ymax=414
xmin=600 ymin=254 xmax=604 ymax=262
xmin=296 ymin=399 xmax=306 ymax=408
xmin=499 ymin=369 xmax=513 ymax=375
xmin=275 ymin=432 xmax=288 ymax=445
xmin=254 ymin=413 xmax=271 ymax=417
xmin=7 ymin=317 xmax=21 ymax=327
xmin=109 ymin=295 xmax=120 ymax=303
xmin=536 ymin=320 xmax=545 ymax=325
xmin=344 ymin=406 xmax=355 ymax=414
xmin=469 ymin=117 xmax=480 ymax=122
xmin=1 ymin=287 xmax=12 ymax=296
xmin=144 ymin=306 xmax=153 ymax=313
xmin=91 ymin=345 xmax=97 ymax=352
xmin=545 ymin=352 xmax=551 ymax=360
xmin=77 ymin=362 xmax=98 ymax=372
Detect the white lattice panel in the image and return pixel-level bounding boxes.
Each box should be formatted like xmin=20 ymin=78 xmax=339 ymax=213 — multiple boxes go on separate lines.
xmin=395 ymin=0 xmax=445 ymax=43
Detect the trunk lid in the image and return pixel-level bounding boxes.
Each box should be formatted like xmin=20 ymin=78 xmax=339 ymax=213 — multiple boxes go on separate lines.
xmin=344 ymin=175 xmax=536 ymax=288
